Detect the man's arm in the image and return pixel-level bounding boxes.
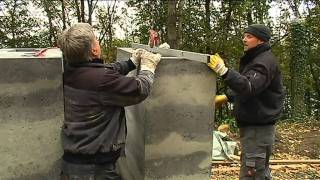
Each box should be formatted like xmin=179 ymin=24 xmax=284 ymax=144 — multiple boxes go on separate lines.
xmin=98 ymin=69 xmax=154 ymax=106
xmin=225 ymin=89 xmax=236 ymax=103
xmin=109 ymin=59 xmax=136 ymax=75
xmin=223 ymin=63 xmax=270 ymax=102
xmin=109 ymin=48 xmax=147 ymax=75
xmin=99 ymin=51 xmax=161 ymax=107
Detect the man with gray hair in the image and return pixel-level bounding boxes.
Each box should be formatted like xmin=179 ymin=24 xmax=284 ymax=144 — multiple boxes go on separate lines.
xmin=58 ymin=23 xmax=161 ymax=179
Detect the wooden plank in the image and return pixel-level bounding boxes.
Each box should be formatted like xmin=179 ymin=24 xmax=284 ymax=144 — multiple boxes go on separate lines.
xmin=270 ymin=159 xmax=320 ymax=164
xmin=212 ymin=161 xmax=237 ymax=164
xmin=131 ymin=43 xmax=211 ymax=64
xmin=212 ymin=164 xmax=309 ymax=172
xmin=212 ymin=159 xmax=320 ymax=165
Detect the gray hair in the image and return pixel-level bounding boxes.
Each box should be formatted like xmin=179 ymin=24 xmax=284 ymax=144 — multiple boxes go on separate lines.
xmin=58 ymin=23 xmax=96 ymax=64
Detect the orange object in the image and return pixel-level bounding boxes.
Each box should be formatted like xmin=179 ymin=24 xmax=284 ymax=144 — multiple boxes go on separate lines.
xmin=148 ymin=30 xmax=160 ymax=48
xmin=34 ymin=48 xmax=49 ymax=57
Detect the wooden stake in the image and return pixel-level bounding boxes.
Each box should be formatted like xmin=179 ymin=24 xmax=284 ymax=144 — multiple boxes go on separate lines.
xmin=212 ymin=158 xmax=320 ymax=165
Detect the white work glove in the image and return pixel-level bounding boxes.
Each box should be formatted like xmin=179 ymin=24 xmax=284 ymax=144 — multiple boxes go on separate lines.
xmin=130 ymin=48 xmax=146 ymax=67
xmin=140 ymin=51 xmax=162 ymax=73
xmin=159 ymin=42 xmax=170 ymax=49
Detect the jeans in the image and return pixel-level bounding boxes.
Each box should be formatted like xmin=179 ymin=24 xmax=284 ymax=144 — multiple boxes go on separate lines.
xmin=60 ymin=160 xmax=121 ymax=180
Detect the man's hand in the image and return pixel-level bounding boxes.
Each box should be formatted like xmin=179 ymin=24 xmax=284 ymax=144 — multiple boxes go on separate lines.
xmin=130 ymin=48 xmax=146 ymax=66
xmin=208 ymin=53 xmax=228 ymax=76
xmin=215 ymin=94 xmax=228 ymax=108
xmin=140 ymin=51 xmax=161 ymax=73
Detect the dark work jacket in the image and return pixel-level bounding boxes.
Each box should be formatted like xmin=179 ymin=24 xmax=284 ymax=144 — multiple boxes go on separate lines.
xmin=62 ymin=59 xmax=154 ymax=164
xmin=223 ymin=43 xmax=284 ymax=127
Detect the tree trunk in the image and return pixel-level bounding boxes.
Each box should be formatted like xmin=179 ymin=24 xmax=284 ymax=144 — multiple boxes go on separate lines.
xmin=225 ymin=0 xmax=232 ymax=31
xmin=288 ymin=0 xmax=301 ymax=18
xmin=80 ymin=0 xmax=85 ymax=22
xmin=61 ymin=0 xmax=66 ymax=30
xmin=10 ymin=0 xmax=18 ymax=47
xmin=149 ymin=0 xmax=155 ymax=29
xmin=309 ymin=61 xmax=320 ymax=115
xmin=74 ymin=0 xmax=81 ymax=22
xmin=255 ymin=0 xmax=265 ymax=23
xmin=167 ymin=0 xmax=177 ymax=49
xmin=87 ymin=0 xmax=92 ymax=25
xmin=221 ymin=0 xmax=233 ymax=46
xmin=43 ymin=1 xmax=54 ymax=46
xmin=205 ymin=0 xmax=211 ymax=53
xmin=289 ymin=22 xmax=308 ymax=119
xmin=102 ymin=1 xmax=117 ymax=61
xmin=87 ymin=0 xmax=98 ymax=25
xmin=176 ymin=0 xmax=184 ymax=49
xmin=246 ymin=1 xmax=253 ymax=25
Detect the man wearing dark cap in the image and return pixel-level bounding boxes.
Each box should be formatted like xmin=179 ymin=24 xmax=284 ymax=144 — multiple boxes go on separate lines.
xmin=208 ymin=24 xmax=284 ymax=179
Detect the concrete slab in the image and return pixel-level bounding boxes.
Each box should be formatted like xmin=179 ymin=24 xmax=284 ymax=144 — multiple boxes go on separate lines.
xmin=117 ymin=46 xmax=216 ymax=180
xmin=0 ymin=48 xmax=64 ymax=179
xmin=0 ymin=46 xmax=215 ymax=179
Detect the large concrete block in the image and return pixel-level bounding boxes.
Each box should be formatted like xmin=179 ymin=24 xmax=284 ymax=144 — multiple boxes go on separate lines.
xmin=116 ymin=48 xmax=146 ymax=180
xmin=0 ymin=48 xmax=63 ymax=179
xmin=117 ymin=45 xmax=216 ymax=180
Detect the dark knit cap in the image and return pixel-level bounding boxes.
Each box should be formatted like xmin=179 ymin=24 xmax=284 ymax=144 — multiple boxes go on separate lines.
xmin=244 ymin=24 xmax=271 ymax=42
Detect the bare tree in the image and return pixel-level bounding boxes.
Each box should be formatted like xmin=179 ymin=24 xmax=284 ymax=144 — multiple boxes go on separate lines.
xmin=80 ymin=0 xmax=85 ymax=22
xmin=87 ymin=0 xmax=98 ymax=25
xmin=74 ymin=0 xmax=81 ymax=22
xmin=95 ymin=0 xmax=120 ymax=61
xmin=42 ymin=1 xmax=55 ymax=45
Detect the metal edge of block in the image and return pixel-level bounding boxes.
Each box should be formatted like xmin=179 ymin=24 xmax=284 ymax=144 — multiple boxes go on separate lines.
xmin=0 ymin=48 xmax=62 ymax=59
xmin=131 ymin=43 xmax=210 ymax=64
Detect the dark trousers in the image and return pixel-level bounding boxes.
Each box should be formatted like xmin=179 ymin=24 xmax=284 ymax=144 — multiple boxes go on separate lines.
xmin=60 ymin=160 xmax=121 ymax=180
xmin=239 ymin=125 xmax=275 ymax=180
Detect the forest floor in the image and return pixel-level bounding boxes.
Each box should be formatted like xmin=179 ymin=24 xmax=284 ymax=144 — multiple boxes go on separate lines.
xmin=211 ymin=119 xmax=320 ymax=180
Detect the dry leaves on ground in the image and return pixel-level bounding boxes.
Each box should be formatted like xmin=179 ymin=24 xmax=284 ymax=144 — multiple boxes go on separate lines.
xmin=211 ymin=119 xmax=320 ymax=180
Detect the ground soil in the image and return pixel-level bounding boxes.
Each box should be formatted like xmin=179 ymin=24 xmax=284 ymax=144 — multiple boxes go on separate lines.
xmin=211 ymin=120 xmax=320 ymax=180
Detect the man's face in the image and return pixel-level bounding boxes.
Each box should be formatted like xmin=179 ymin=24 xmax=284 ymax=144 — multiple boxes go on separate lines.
xmin=91 ymin=38 xmax=101 ymax=59
xmin=242 ymin=33 xmax=264 ymax=51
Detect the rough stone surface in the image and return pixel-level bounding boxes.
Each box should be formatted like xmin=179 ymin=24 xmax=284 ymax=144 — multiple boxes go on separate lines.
xmin=0 ymin=47 xmax=215 ymax=179
xmin=0 ymin=49 xmax=63 ymax=179
xmin=117 ymin=47 xmax=215 ymax=180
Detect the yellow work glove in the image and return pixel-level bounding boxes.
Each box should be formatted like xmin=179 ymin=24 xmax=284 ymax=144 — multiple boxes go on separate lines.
xmin=140 ymin=51 xmax=162 ymax=74
xmin=208 ymin=53 xmax=228 ymax=76
xmin=215 ymin=94 xmax=228 ymax=108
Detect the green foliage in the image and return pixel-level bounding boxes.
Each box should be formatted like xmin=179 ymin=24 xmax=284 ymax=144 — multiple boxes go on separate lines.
xmin=102 ymin=38 xmax=131 ymax=63
xmin=0 ymin=0 xmax=43 ymax=48
xmin=94 ymin=2 xmax=122 ymax=62
xmin=304 ymin=3 xmax=320 ymax=117
xmin=126 ymin=0 xmax=167 ymax=45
